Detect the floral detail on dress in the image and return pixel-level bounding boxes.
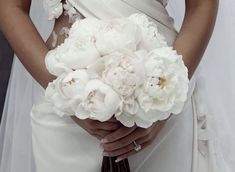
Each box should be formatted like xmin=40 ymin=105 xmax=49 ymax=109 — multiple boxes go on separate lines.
xmin=43 ymin=0 xmax=63 ymax=20
xmin=63 ymin=0 xmax=83 ymax=23
xmin=43 ymin=0 xmax=82 ymax=21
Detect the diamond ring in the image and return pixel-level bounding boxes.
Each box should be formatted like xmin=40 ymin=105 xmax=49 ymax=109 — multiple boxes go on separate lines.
xmin=133 ymin=141 xmax=142 ymax=152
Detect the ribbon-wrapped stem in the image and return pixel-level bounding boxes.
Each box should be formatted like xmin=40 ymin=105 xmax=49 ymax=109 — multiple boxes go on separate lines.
xmin=101 ymin=156 xmax=130 ymax=172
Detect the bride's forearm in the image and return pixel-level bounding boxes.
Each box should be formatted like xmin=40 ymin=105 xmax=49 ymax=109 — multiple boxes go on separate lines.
xmin=173 ymin=0 xmax=219 ymax=79
xmin=0 ymin=0 xmax=54 ymax=88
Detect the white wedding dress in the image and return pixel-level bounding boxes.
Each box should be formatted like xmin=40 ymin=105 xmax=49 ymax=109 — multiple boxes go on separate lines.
xmin=0 ymin=0 xmax=235 ymax=172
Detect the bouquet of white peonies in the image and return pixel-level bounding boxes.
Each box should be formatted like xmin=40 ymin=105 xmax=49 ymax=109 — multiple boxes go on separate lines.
xmin=45 ymin=13 xmax=189 ymax=128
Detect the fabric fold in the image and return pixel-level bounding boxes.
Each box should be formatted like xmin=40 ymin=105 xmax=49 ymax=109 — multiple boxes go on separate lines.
xmin=68 ymin=0 xmax=177 ymax=45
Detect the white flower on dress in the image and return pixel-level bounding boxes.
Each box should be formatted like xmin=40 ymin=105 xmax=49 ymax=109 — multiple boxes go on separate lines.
xmin=129 ymin=13 xmax=167 ymax=50
xmin=63 ymin=0 xmax=82 ymax=23
xmin=43 ymin=0 xmax=63 ymax=20
xmin=45 ymin=70 xmax=89 ymax=117
xmin=137 ymin=47 xmax=189 ymax=122
xmin=75 ymin=80 xmax=121 ymax=122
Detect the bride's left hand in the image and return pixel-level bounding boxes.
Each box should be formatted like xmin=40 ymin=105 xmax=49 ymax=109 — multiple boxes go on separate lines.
xmin=100 ymin=120 xmax=167 ymax=162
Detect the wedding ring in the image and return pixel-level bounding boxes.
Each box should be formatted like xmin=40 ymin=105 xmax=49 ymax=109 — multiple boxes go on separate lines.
xmin=133 ymin=141 xmax=142 ymax=152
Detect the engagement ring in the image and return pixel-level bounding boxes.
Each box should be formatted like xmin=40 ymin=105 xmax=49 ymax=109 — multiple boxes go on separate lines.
xmin=133 ymin=141 xmax=142 ymax=152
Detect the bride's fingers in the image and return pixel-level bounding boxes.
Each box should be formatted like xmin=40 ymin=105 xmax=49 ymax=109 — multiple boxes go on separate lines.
xmin=84 ymin=119 xmax=120 ymax=131
xmin=101 ymin=127 xmax=150 ymax=151
xmin=94 ymin=134 xmax=102 ymax=140
xmin=94 ymin=121 xmax=121 ymax=131
xmin=102 ymin=135 xmax=150 ymax=157
xmin=102 ymin=122 xmax=165 ymax=157
xmin=72 ymin=117 xmax=120 ymax=131
xmin=115 ymin=141 xmax=151 ymax=162
xmin=95 ymin=130 xmax=112 ymax=139
xmin=101 ymin=125 xmax=137 ymax=143
xmin=90 ymin=130 xmax=112 ymax=140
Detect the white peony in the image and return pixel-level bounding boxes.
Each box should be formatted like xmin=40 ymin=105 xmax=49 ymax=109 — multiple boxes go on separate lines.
xmin=45 ymin=49 xmax=72 ymax=76
xmin=58 ymin=38 xmax=100 ymax=69
xmin=43 ymin=0 xmax=63 ymax=20
xmin=69 ymin=17 xmax=142 ymax=56
xmin=45 ymin=38 xmax=100 ymax=76
xmin=101 ymin=49 xmax=146 ymax=114
xmin=75 ymin=80 xmax=122 ymax=122
xmin=102 ymin=49 xmax=145 ymax=97
xmin=45 ymin=70 xmax=89 ymax=117
xmin=95 ymin=18 xmax=142 ymax=55
xmin=43 ymin=13 xmax=190 ymax=129
xmin=69 ymin=18 xmax=106 ymax=39
xmin=129 ymin=13 xmax=167 ymax=50
xmin=115 ymin=112 xmax=153 ymax=128
xmin=137 ymin=47 xmax=189 ymax=122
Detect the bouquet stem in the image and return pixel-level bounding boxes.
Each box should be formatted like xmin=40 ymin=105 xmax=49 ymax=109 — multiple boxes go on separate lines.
xmin=101 ymin=156 xmax=130 ymax=172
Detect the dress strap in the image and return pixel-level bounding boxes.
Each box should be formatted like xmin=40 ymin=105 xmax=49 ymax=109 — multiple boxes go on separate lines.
xmin=68 ymin=0 xmax=174 ymax=30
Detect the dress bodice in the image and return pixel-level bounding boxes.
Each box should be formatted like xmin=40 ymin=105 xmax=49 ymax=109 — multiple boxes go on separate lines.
xmin=43 ymin=0 xmax=169 ymax=20
xmin=43 ymin=0 xmax=176 ymax=46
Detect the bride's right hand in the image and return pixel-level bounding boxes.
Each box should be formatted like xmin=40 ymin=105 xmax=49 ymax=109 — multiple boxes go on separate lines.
xmin=71 ymin=116 xmax=121 ymax=140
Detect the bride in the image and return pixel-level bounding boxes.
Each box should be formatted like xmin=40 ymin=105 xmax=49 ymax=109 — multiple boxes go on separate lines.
xmin=1 ymin=0 xmax=234 ymax=172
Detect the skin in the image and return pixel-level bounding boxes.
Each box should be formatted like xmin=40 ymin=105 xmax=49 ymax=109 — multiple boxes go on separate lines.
xmin=0 ymin=0 xmax=218 ymax=163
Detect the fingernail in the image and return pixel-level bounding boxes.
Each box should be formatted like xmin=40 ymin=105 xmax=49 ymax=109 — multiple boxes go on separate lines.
xmin=115 ymin=158 xmax=123 ymax=163
xmin=101 ymin=139 xmax=108 ymax=143
xmin=102 ymin=152 xmax=109 ymax=156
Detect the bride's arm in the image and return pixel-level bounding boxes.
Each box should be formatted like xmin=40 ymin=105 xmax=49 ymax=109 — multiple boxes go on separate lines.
xmin=0 ymin=0 xmax=54 ymax=88
xmin=101 ymin=0 xmax=219 ymax=161
xmin=0 ymin=0 xmax=119 ymax=139
xmin=174 ymin=0 xmax=219 ymax=79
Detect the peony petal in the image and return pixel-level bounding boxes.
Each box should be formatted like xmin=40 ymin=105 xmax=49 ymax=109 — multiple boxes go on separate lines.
xmin=129 ymin=13 xmax=167 ymax=50
xmin=74 ymin=104 xmax=91 ymax=119
xmin=136 ymin=106 xmax=170 ymax=123
xmin=58 ymin=40 xmax=100 ymax=69
xmin=115 ymin=112 xmax=152 ymax=128
xmin=69 ymin=18 xmax=105 ymax=39
xmin=82 ymin=80 xmax=121 ymax=121
xmin=115 ymin=113 xmax=136 ymax=128
xmin=45 ymin=50 xmax=72 ymax=76
xmin=95 ymin=21 xmax=141 ymax=55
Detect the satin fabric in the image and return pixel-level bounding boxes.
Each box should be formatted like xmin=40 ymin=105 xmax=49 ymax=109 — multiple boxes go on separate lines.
xmin=68 ymin=0 xmax=176 ymax=44
xmin=31 ymin=0 xmax=195 ymax=172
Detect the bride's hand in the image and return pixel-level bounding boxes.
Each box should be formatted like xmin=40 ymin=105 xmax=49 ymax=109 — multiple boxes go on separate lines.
xmin=100 ymin=120 xmax=167 ymax=162
xmin=71 ymin=116 xmax=121 ymax=140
